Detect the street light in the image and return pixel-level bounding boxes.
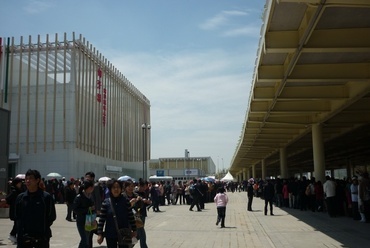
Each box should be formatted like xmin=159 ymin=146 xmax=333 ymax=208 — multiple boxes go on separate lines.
xmin=142 ymin=123 xmax=151 ymax=180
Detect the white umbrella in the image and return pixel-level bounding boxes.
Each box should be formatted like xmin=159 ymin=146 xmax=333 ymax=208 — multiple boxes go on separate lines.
xmin=98 ymin=176 xmax=111 ymax=183
xmin=118 ymin=175 xmax=135 ymax=182
xmin=15 ymin=174 xmax=25 ymax=179
xmin=46 ymin=172 xmax=63 ymax=178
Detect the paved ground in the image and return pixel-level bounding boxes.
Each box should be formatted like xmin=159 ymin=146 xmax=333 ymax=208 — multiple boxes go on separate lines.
xmin=1 ymin=191 xmax=370 ymax=248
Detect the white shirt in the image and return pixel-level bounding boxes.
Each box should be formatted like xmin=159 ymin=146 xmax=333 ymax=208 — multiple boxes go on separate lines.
xmin=323 ymin=180 xmax=336 ymax=198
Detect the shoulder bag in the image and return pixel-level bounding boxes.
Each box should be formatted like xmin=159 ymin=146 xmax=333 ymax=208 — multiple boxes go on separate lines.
xmin=109 ymin=198 xmax=132 ymax=246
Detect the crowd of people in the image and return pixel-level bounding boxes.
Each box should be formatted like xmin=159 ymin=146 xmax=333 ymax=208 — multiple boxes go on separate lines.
xmin=243 ymin=173 xmax=370 ymax=223
xmin=3 ymin=170 xmax=370 ymax=247
xmin=3 ymin=171 xmax=233 ymax=248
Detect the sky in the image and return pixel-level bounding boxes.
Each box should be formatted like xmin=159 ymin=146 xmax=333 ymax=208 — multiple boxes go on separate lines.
xmin=1 ymin=0 xmax=265 ymax=172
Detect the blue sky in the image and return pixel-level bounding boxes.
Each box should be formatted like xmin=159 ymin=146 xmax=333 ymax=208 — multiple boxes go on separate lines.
xmin=1 ymin=0 xmax=265 ymax=172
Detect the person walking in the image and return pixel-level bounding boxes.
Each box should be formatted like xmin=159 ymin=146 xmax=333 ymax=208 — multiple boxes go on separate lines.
xmin=263 ymin=179 xmax=275 ymax=216
xmin=149 ymin=184 xmax=161 ymax=212
xmin=123 ymin=180 xmax=151 ymax=248
xmin=247 ymin=178 xmax=254 ymax=211
xmin=97 ymin=179 xmax=137 ymax=248
xmin=189 ymin=179 xmax=202 ymax=212
xmin=214 ymin=187 xmax=228 ymax=228
xmin=15 ymin=169 xmax=56 ymax=248
xmin=5 ymin=177 xmax=24 ymax=244
xmin=83 ymin=171 xmax=103 ymax=248
xmin=73 ymin=180 xmax=96 ymax=248
xmin=65 ymin=180 xmax=77 ymax=222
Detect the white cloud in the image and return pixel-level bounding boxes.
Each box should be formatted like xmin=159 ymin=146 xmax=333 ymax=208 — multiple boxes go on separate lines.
xmin=200 ymin=14 xmax=228 ymax=30
xmin=108 ymin=47 xmax=256 ymax=165
xmin=223 ymin=10 xmax=249 ymax=16
xmin=199 ymin=10 xmax=248 ymax=30
xmin=23 ymin=0 xmax=55 ymax=14
xmin=222 ymin=26 xmax=260 ymax=37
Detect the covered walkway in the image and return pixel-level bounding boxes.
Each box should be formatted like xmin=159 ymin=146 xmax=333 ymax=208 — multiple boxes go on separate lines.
xmin=230 ymin=0 xmax=370 ymax=181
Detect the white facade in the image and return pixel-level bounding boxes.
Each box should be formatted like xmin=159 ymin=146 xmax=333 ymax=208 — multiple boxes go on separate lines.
xmin=0 ymin=33 xmax=150 ymax=181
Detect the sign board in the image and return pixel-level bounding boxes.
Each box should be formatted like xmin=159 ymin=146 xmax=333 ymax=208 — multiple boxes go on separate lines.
xmin=184 ymin=169 xmax=198 ymax=176
xmin=156 ymin=170 xmax=165 ymax=176
xmin=105 ymin=165 xmax=122 ymax=172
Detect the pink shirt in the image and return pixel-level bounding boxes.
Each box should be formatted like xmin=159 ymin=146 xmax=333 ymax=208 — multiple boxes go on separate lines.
xmin=214 ymin=193 xmax=228 ymax=207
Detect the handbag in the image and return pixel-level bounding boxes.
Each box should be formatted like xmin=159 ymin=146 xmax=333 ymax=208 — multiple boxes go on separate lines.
xmin=85 ymin=208 xmax=97 ymax=231
xmin=132 ymin=207 xmax=144 ymax=228
xmin=109 ymin=198 xmax=132 ymax=246
xmin=134 ymin=212 xmax=144 ymax=228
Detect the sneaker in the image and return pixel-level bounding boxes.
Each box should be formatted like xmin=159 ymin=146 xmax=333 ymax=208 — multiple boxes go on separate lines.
xmin=8 ymin=235 xmax=17 ymax=243
xmin=216 ymin=219 xmax=220 ymax=226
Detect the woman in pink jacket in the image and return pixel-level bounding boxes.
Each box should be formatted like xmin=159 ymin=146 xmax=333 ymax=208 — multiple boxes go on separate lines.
xmin=214 ymin=187 xmax=228 ymax=228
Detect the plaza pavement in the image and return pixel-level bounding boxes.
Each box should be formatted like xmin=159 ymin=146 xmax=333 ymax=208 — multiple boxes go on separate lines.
xmin=1 ymin=191 xmax=370 ymax=248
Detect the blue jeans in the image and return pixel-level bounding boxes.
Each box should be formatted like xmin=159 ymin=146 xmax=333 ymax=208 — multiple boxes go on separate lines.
xmin=138 ymin=217 xmax=148 ymax=248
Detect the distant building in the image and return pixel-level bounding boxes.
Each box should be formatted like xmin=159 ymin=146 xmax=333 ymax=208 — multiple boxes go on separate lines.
xmin=0 ymin=33 xmax=150 ymax=182
xmin=149 ymin=156 xmax=216 ymax=182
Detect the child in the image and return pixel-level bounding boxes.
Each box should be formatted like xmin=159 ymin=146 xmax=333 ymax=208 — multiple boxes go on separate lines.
xmin=214 ymin=187 xmax=228 ymax=228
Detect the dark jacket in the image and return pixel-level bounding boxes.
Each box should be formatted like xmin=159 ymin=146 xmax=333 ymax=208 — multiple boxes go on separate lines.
xmin=97 ymin=196 xmax=136 ymax=238
xmin=6 ymin=185 xmax=23 ymax=220
xmin=65 ymin=185 xmax=77 ymax=205
xmin=247 ymin=183 xmax=254 ymax=197
xmin=15 ymin=189 xmax=56 ymax=238
xmin=72 ymin=192 xmax=95 ymax=224
xmin=263 ymin=182 xmax=275 ymax=201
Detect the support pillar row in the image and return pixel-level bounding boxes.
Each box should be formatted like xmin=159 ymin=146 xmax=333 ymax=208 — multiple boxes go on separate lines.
xmin=312 ymin=123 xmax=326 ymax=183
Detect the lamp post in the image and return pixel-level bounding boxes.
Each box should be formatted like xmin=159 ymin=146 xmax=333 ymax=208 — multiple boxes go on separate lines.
xmin=142 ymin=123 xmax=151 ymax=180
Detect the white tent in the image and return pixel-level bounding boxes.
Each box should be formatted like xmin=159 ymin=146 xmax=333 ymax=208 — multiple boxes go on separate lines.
xmin=221 ymin=171 xmax=236 ymax=182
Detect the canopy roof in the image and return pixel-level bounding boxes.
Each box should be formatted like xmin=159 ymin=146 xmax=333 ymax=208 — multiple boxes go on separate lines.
xmin=230 ymin=0 xmax=370 ymax=176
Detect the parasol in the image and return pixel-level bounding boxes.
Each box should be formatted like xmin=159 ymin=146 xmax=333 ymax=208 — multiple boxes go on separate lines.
xmin=118 ymin=175 xmax=135 ymax=182
xmin=98 ymin=176 xmax=111 ymax=183
xmin=15 ymin=174 xmax=25 ymax=179
xmin=46 ymin=172 xmax=63 ymax=178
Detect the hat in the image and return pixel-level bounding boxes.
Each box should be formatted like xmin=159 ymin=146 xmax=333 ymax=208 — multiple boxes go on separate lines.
xmin=352 ymin=176 xmax=358 ymax=180
xmin=155 ymin=184 xmax=159 ymax=187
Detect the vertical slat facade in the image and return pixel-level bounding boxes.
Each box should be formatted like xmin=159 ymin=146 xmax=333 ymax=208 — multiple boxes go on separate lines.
xmin=0 ymin=32 xmax=150 ymax=166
